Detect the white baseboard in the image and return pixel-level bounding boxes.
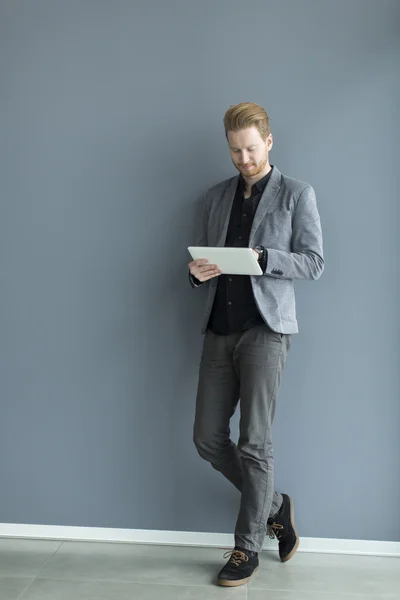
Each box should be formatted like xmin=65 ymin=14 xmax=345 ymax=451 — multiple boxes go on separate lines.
xmin=0 ymin=523 xmax=399 ymax=558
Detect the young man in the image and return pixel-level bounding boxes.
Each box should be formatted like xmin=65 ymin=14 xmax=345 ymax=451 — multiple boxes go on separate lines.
xmin=188 ymin=102 xmax=324 ymax=587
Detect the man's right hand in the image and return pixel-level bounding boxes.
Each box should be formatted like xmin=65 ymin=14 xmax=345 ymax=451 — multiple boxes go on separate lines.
xmin=189 ymin=259 xmax=222 ymax=282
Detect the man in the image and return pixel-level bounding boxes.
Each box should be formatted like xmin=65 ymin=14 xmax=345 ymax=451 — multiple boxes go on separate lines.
xmin=188 ymin=102 xmax=324 ymax=587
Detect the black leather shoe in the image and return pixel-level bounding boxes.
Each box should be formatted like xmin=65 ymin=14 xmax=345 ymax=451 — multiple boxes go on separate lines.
xmin=268 ymin=493 xmax=299 ymax=562
xmin=217 ymin=546 xmax=259 ymax=587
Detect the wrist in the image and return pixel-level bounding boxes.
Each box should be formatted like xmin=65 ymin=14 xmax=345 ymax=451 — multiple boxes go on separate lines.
xmin=254 ymin=245 xmax=264 ymax=261
xmin=253 ymin=246 xmax=268 ymax=273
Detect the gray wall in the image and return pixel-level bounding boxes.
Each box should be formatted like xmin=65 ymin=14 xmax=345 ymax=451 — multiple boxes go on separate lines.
xmin=1 ymin=0 xmax=399 ymax=542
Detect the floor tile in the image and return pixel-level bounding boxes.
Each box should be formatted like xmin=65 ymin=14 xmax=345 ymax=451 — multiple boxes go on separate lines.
xmin=249 ymin=591 xmax=396 ymax=600
xmin=0 ymin=577 xmax=33 ymax=600
xmin=1 ymin=540 xmax=399 ymax=599
xmin=248 ymin=551 xmax=400 ymax=596
xmin=19 ymin=578 xmax=247 ymax=599
xmin=0 ymin=539 xmax=62 ymax=578
xmin=38 ymin=542 xmax=233 ymax=587
xmin=266 ymin=551 xmax=400 ymax=571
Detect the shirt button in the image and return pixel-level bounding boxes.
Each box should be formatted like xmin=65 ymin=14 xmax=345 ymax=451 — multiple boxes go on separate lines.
xmin=243 ymin=213 xmax=247 ymax=217
xmin=228 ymin=278 xmax=232 ymax=282
xmin=238 ymin=236 xmax=242 ymax=240
xmin=228 ymin=301 xmax=232 ymax=305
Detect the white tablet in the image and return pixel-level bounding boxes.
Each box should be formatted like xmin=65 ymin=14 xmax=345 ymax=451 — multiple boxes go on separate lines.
xmin=188 ymin=246 xmax=263 ymax=276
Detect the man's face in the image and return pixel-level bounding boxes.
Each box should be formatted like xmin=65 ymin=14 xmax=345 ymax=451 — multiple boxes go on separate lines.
xmin=227 ymin=126 xmax=273 ymax=178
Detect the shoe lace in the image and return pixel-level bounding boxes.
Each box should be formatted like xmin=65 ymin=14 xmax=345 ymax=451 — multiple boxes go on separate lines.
xmin=222 ymin=549 xmax=249 ymax=567
xmin=268 ymin=522 xmax=285 ymax=541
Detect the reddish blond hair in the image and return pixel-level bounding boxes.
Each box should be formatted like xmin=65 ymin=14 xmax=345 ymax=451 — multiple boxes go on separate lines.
xmin=223 ymin=102 xmax=270 ymax=141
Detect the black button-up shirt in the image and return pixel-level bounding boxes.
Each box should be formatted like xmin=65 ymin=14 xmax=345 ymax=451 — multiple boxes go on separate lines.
xmin=207 ymin=169 xmax=272 ymax=335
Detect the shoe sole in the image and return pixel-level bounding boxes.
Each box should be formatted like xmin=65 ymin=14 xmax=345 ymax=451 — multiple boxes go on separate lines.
xmin=217 ymin=566 xmax=258 ymax=587
xmin=281 ymin=495 xmax=300 ymax=563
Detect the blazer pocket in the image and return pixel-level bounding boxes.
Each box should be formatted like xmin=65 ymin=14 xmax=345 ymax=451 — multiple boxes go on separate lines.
xmin=265 ymin=208 xmax=292 ymax=219
xmin=263 ymin=210 xmax=293 ymax=245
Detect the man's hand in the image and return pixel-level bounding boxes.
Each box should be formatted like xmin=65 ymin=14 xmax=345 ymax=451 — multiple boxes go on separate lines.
xmin=189 ymin=259 xmax=222 ymax=282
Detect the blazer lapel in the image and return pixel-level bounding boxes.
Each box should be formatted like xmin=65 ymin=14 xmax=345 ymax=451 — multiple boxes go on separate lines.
xmin=249 ymin=165 xmax=282 ymax=242
xmin=215 ymin=176 xmax=240 ymax=247
xmin=214 ymin=166 xmax=282 ymax=247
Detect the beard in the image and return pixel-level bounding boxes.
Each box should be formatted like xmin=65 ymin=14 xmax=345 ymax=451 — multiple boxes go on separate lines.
xmin=234 ymin=153 xmax=269 ymax=178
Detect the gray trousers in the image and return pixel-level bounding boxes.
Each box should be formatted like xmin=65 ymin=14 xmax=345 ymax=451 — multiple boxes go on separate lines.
xmin=193 ymin=323 xmax=291 ymax=553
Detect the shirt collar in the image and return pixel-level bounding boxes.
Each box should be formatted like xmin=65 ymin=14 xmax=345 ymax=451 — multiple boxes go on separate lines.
xmin=239 ymin=165 xmax=273 ymax=195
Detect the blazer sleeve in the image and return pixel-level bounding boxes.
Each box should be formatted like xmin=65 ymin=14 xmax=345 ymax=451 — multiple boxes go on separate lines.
xmin=264 ymin=185 xmax=324 ymax=280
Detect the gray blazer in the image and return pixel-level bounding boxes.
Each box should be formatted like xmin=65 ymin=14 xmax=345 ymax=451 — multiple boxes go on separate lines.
xmin=190 ymin=165 xmax=324 ymax=335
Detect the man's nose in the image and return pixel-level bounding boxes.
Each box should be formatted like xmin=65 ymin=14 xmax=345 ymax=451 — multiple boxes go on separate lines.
xmin=241 ymin=152 xmax=249 ymax=163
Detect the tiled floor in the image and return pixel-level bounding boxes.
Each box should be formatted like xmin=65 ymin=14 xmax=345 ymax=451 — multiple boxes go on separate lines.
xmin=0 ymin=538 xmax=399 ymax=599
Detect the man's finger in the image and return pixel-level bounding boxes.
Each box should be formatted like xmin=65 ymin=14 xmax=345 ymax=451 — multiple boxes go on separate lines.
xmin=200 ymin=264 xmax=218 ymax=272
xmin=204 ymin=272 xmax=222 ymax=281
xmin=197 ymin=268 xmax=222 ymax=281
